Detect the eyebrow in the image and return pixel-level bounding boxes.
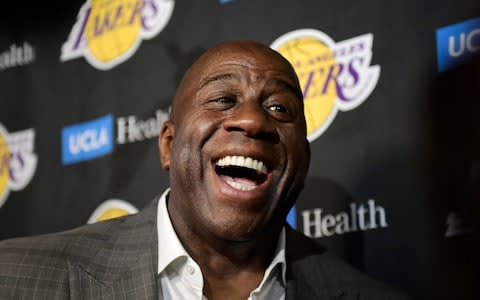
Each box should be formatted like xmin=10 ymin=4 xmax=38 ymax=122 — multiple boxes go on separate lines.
xmin=199 ymin=72 xmax=240 ymax=89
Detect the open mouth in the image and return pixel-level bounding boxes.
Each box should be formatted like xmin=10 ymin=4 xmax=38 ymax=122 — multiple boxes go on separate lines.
xmin=215 ymin=155 xmax=268 ymax=191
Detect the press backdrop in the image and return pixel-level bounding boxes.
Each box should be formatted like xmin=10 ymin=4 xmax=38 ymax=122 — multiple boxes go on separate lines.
xmin=2 ymin=1 xmax=480 ymax=298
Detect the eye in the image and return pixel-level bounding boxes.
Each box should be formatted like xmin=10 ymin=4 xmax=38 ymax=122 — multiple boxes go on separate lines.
xmin=264 ymin=97 xmax=299 ymax=122
xmin=215 ymin=96 xmax=235 ymax=104
xmin=267 ymin=104 xmax=287 ymax=113
xmin=204 ymin=95 xmax=237 ymax=111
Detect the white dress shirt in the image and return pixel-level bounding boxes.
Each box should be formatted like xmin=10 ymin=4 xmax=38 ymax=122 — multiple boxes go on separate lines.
xmin=156 ymin=188 xmax=286 ymax=300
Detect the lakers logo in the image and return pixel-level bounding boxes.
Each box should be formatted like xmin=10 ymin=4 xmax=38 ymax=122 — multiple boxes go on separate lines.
xmin=61 ymin=0 xmax=174 ymax=70
xmin=271 ymin=29 xmax=380 ymax=141
xmin=87 ymin=199 xmax=138 ymax=223
xmin=0 ymin=124 xmax=37 ymax=208
xmin=0 ymin=133 xmax=10 ymax=201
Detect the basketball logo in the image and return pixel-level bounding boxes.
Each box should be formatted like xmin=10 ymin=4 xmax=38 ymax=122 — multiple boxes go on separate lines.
xmin=61 ymin=0 xmax=174 ymax=70
xmin=0 ymin=133 xmax=10 ymax=200
xmin=87 ymin=199 xmax=138 ymax=223
xmin=0 ymin=124 xmax=37 ymax=207
xmin=85 ymin=0 xmax=143 ymax=64
xmin=272 ymin=29 xmax=380 ymax=141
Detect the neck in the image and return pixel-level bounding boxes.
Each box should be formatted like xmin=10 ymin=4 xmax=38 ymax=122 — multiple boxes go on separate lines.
xmin=176 ymin=220 xmax=280 ymax=300
xmin=166 ymin=194 xmax=283 ymax=298
xmin=171 ymin=208 xmax=280 ymax=275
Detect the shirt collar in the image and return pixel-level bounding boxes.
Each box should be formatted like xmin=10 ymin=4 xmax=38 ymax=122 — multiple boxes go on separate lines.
xmin=156 ymin=188 xmax=287 ymax=285
xmin=263 ymin=227 xmax=287 ymax=286
xmin=157 ymin=188 xmax=190 ymax=274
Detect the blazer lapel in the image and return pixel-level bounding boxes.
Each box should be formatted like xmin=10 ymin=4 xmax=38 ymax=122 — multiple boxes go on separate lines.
xmin=69 ymin=198 xmax=160 ymax=300
xmin=285 ymin=226 xmax=345 ymax=300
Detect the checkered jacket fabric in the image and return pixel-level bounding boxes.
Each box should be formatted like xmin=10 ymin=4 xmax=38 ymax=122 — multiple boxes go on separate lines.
xmin=0 ymin=195 xmax=411 ymax=300
xmin=0 ymin=199 xmax=159 ymax=300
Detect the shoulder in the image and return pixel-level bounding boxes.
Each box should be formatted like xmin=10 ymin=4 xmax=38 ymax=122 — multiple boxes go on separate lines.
xmin=0 ymin=216 xmax=126 ymax=296
xmin=0 ymin=197 xmax=159 ymax=298
xmin=0 ymin=195 xmax=159 ymax=267
xmin=0 ymin=215 xmax=125 ymax=264
xmin=285 ymin=227 xmax=411 ymax=299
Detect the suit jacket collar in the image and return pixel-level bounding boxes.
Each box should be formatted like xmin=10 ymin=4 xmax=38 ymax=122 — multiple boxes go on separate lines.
xmin=72 ymin=199 xmax=344 ymax=299
xmin=285 ymin=226 xmax=345 ymax=300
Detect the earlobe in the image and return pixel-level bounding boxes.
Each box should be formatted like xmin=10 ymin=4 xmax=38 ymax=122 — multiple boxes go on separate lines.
xmin=159 ymin=121 xmax=175 ymax=171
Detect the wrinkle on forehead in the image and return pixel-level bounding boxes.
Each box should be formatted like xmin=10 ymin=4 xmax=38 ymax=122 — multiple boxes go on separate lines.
xmin=170 ymin=40 xmax=301 ymax=121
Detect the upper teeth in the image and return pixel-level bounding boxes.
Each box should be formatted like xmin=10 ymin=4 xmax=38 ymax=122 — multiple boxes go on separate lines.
xmin=216 ymin=155 xmax=267 ymax=174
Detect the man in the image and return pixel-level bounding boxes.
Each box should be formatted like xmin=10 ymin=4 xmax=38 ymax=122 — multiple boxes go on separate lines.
xmin=0 ymin=41 xmax=409 ymax=299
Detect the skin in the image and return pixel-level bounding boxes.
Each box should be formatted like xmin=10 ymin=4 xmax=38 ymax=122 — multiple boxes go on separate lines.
xmin=159 ymin=40 xmax=310 ymax=300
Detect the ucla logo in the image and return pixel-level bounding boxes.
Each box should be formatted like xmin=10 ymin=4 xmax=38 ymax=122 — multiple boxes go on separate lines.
xmin=62 ymin=115 xmax=114 ymax=165
xmin=61 ymin=0 xmax=174 ymax=70
xmin=0 ymin=124 xmax=37 ymax=208
xmin=271 ymin=29 xmax=380 ymax=142
xmin=287 ymin=206 xmax=296 ymax=229
xmin=87 ymin=199 xmax=138 ymax=223
xmin=436 ymin=17 xmax=480 ymax=72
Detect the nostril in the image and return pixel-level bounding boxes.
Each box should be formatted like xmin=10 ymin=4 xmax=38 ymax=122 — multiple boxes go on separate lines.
xmin=224 ymin=125 xmax=244 ymax=133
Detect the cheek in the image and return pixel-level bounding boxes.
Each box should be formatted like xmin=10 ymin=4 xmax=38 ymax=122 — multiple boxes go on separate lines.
xmin=168 ymin=127 xmax=198 ymax=185
xmin=170 ymin=116 xmax=220 ymax=176
xmin=294 ymin=141 xmax=310 ymax=171
xmin=284 ymin=132 xmax=310 ymax=173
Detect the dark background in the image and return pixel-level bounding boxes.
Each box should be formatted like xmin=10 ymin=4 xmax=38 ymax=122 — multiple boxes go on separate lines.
xmin=1 ymin=1 xmax=479 ymax=298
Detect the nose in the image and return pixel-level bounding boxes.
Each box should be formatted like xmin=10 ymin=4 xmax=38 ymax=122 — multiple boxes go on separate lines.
xmin=222 ymin=102 xmax=279 ymax=142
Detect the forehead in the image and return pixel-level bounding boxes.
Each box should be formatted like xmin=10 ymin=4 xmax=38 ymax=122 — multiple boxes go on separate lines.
xmin=170 ymin=42 xmax=302 ymax=120
xmin=192 ymin=43 xmax=299 ymax=86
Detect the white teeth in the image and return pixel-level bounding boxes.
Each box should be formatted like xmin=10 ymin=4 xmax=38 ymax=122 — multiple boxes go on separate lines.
xmin=225 ymin=179 xmax=256 ymax=191
xmin=216 ymin=155 xmax=267 ymax=174
xmin=245 ymin=157 xmax=253 ymax=169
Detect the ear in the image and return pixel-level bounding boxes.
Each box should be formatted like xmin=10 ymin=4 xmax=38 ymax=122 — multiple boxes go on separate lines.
xmin=159 ymin=121 xmax=175 ymax=171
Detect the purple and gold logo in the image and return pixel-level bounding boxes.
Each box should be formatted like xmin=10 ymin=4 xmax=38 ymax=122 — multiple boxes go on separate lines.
xmin=0 ymin=124 xmax=37 ymax=208
xmin=271 ymin=29 xmax=380 ymax=141
xmin=87 ymin=199 xmax=138 ymax=223
xmin=61 ymin=0 xmax=174 ymax=70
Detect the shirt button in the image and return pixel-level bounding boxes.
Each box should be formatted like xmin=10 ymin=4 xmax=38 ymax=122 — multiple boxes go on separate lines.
xmin=185 ymin=265 xmax=195 ymax=275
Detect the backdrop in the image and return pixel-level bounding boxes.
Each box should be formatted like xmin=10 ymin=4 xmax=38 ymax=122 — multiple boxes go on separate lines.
xmin=2 ymin=1 xmax=480 ymax=298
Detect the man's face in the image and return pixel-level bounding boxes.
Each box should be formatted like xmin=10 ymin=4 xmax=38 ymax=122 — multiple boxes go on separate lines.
xmin=160 ymin=41 xmax=310 ymax=242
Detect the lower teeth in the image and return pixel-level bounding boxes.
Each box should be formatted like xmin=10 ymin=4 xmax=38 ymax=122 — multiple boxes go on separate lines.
xmin=226 ymin=180 xmax=256 ymax=191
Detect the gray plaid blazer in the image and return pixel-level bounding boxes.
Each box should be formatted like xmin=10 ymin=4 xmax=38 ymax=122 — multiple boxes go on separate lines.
xmin=0 ymin=197 xmax=410 ymax=300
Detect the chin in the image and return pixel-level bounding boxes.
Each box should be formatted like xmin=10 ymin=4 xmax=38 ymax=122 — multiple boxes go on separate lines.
xmin=207 ymin=211 xmax=272 ymax=242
